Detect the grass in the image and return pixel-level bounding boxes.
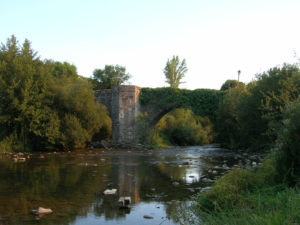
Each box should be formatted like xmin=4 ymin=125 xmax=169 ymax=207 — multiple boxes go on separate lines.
xmin=188 ymin=158 xmax=300 ymax=225
xmin=194 ymin=186 xmax=300 ymax=225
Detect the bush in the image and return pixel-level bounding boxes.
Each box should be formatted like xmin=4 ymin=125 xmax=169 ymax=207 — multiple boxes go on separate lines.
xmin=0 ymin=36 xmax=112 ymax=151
xmin=152 ymin=108 xmax=214 ymax=146
xmin=220 ymin=79 xmax=245 ymax=91
xmin=196 ymin=169 xmax=258 ymax=211
xmin=196 ymin=158 xmax=277 ymax=212
xmin=275 ymin=97 xmax=300 ymax=186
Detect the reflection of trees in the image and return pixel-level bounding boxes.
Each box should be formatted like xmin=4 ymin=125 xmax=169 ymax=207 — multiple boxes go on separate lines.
xmin=138 ymin=162 xmax=194 ymax=202
xmin=0 ymin=153 xmax=111 ymax=225
xmin=0 ymin=149 xmax=212 ymax=224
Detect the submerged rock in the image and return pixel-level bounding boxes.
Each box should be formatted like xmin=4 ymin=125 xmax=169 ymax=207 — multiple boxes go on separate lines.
xmin=200 ymin=187 xmax=212 ymax=193
xmin=13 ymin=156 xmax=26 ymax=162
xmin=143 ymin=215 xmax=154 ymax=219
xmin=172 ymin=181 xmax=180 ymax=186
xmin=201 ymin=178 xmax=214 ymax=183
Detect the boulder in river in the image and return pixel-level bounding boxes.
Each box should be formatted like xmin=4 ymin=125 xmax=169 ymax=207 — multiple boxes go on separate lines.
xmin=103 ymin=189 xmax=117 ymax=195
xmin=31 ymin=207 xmax=53 ymax=215
xmin=119 ymin=196 xmax=131 ymax=208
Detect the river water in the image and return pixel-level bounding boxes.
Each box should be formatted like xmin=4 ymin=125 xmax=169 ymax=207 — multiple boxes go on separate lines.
xmin=0 ymin=145 xmax=263 ymax=225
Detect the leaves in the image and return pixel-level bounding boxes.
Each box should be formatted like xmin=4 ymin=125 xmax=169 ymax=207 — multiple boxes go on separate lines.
xmin=92 ymin=64 xmax=131 ymax=89
xmin=0 ymin=36 xmax=112 ymax=151
xmin=164 ymin=56 xmax=187 ymax=88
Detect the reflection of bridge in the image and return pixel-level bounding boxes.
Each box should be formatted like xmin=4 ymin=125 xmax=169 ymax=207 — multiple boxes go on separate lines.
xmin=95 ymin=85 xmax=173 ymax=144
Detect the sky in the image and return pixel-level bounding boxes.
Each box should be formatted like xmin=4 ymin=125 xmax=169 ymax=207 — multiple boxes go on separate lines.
xmin=1 ymin=0 xmax=300 ymax=90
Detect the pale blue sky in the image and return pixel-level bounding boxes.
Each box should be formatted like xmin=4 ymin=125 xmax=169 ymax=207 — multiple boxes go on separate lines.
xmin=1 ymin=0 xmax=300 ymax=89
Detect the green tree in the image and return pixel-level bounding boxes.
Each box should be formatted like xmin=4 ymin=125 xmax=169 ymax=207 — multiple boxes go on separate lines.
xmin=275 ymin=96 xmax=300 ymax=186
xmin=0 ymin=36 xmax=112 ymax=151
xmin=220 ymin=79 xmax=245 ymax=91
xmin=0 ymin=36 xmax=59 ymax=150
xmin=52 ymin=78 xmax=112 ymax=149
xmin=216 ymin=85 xmax=248 ymax=149
xmin=216 ymin=64 xmax=300 ymax=150
xmin=49 ymin=61 xmax=78 ymax=79
xmin=164 ymin=56 xmax=187 ymax=88
xmin=238 ymin=64 xmax=300 ymax=150
xmin=92 ymin=64 xmax=131 ymax=89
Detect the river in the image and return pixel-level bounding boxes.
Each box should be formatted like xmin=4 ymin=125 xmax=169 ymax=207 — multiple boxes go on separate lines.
xmin=0 ymin=145 xmax=263 ymax=225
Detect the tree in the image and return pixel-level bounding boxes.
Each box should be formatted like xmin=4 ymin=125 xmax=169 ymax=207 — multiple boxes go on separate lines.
xmin=164 ymin=56 xmax=187 ymax=88
xmin=0 ymin=36 xmax=112 ymax=151
xmin=92 ymin=64 xmax=131 ymax=89
xmin=275 ymin=96 xmax=300 ymax=186
xmin=49 ymin=61 xmax=78 ymax=79
xmin=220 ymin=80 xmax=245 ymax=91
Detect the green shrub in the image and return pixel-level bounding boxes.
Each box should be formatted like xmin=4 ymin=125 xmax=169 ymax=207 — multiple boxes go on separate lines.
xmin=0 ymin=135 xmax=13 ymax=152
xmin=196 ymin=158 xmax=277 ymax=212
xmin=275 ymin=97 xmax=300 ymax=186
xmin=152 ymin=108 xmax=214 ymax=146
xmin=196 ymin=169 xmax=258 ymax=211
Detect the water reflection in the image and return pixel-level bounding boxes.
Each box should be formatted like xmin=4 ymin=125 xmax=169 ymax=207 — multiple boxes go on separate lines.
xmin=0 ymin=146 xmax=263 ymax=225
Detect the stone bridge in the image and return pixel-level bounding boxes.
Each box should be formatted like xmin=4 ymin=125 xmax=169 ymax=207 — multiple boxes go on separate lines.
xmin=95 ymin=85 xmax=222 ymax=144
xmin=94 ymin=85 xmax=173 ymax=144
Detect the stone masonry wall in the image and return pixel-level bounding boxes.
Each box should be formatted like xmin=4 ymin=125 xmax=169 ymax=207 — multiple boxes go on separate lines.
xmin=94 ymin=86 xmax=141 ymax=144
xmin=117 ymin=85 xmax=141 ymax=144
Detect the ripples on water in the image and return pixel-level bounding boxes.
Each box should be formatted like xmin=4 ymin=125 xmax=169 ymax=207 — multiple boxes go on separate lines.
xmin=0 ymin=145 xmax=263 ymax=225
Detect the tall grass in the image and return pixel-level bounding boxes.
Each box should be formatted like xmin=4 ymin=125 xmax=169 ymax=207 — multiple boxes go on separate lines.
xmin=195 ymin=186 xmax=300 ymax=225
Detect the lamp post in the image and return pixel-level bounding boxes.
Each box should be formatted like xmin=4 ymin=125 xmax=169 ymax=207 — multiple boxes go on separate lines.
xmin=238 ymin=70 xmax=241 ymax=82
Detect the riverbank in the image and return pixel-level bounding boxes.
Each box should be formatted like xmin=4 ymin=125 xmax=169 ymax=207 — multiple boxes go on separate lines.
xmin=190 ymin=157 xmax=300 ymax=225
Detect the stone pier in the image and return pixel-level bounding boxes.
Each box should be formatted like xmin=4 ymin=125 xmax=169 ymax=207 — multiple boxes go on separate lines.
xmin=95 ymin=85 xmax=141 ymax=144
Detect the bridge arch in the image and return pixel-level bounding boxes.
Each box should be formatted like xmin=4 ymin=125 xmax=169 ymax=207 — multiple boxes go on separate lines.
xmin=95 ymin=85 xmax=223 ymax=144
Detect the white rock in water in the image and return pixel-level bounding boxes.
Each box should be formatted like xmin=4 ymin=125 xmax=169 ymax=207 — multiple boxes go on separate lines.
xmin=119 ymin=196 xmax=131 ymax=207
xmin=31 ymin=207 xmax=53 ymax=215
xmin=103 ymin=189 xmax=117 ymax=195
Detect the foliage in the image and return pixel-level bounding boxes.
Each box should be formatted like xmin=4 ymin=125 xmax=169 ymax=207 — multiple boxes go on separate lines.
xmin=196 ymin=168 xmax=259 ymax=211
xmin=215 ymin=85 xmax=248 ymax=149
xmin=275 ymin=97 xmax=300 ymax=186
xmin=140 ymin=87 xmax=224 ymax=122
xmin=92 ymin=64 xmax=131 ymax=89
xmin=189 ymin=155 xmax=300 ymax=225
xmin=49 ymin=61 xmax=78 ymax=79
xmin=164 ymin=55 xmax=187 ymax=88
xmin=220 ymin=79 xmax=245 ymax=91
xmin=153 ymin=108 xmax=213 ymax=146
xmin=136 ymin=112 xmax=152 ymax=143
xmin=195 ymin=158 xmax=277 ymax=212
xmin=216 ymin=64 xmax=300 ymax=150
xmin=193 ymin=186 xmax=300 ymax=225
xmin=0 ymin=36 xmax=111 ymax=151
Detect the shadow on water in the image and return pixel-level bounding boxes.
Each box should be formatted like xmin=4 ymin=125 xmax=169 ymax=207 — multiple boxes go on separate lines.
xmin=0 ymin=145 xmax=264 ymax=225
